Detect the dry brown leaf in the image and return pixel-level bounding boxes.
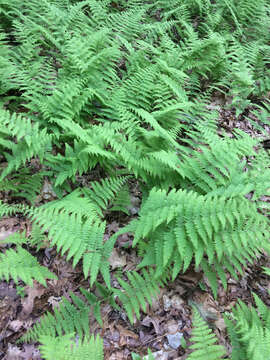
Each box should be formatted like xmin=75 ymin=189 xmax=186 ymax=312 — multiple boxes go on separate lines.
xmin=109 ymin=351 xmax=126 ymax=360
xmin=9 ymin=320 xmax=23 ymax=332
xmin=116 ymin=324 xmax=139 ymax=340
xmin=215 ymin=317 xmax=227 ymax=332
xmin=4 ymin=345 xmax=22 ymax=360
xmin=108 ymin=249 xmax=127 ymax=269
xmin=20 ymin=282 xmax=45 ymax=320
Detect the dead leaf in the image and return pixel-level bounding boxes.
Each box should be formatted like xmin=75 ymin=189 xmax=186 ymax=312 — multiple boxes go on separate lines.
xmin=108 ymin=249 xmax=127 ymax=269
xmin=21 ymin=344 xmax=40 ymax=360
xmin=0 ymin=229 xmax=17 ymax=244
xmin=116 ymin=324 xmax=139 ymax=340
xmin=4 ymin=345 xmax=22 ymax=360
xmin=144 ymin=349 xmax=176 ymax=360
xmin=20 ymin=282 xmax=45 ymax=320
xmin=165 ymin=319 xmax=179 ymax=334
xmin=215 ymin=317 xmax=227 ymax=332
xmin=42 ymin=180 xmax=56 ymax=200
xmin=47 ymin=296 xmax=62 ymax=309
xmin=109 ymin=351 xmax=125 ymax=360
xmin=9 ymin=320 xmax=23 ymax=332
xmin=171 ymin=295 xmax=184 ymax=311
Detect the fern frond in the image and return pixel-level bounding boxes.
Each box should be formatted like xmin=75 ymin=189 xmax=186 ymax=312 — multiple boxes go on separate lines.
xmin=0 ymin=109 xmax=52 ymax=179
xmin=225 ymin=295 xmax=270 ymax=360
xmin=39 ymin=334 xmax=103 ymax=360
xmin=127 ymin=186 xmax=269 ymax=295
xmin=29 ymin=204 xmax=109 ymax=286
xmin=81 ymin=176 xmax=130 ymax=216
xmin=113 ymin=268 xmax=166 ymax=324
xmin=21 ymin=293 xmax=91 ymax=343
xmin=187 ymin=307 xmax=226 ymax=360
xmin=0 ymin=246 xmax=57 ymax=286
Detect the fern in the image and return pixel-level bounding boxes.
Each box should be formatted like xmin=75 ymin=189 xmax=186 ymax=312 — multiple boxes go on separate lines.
xmin=29 ymin=205 xmax=110 ymax=286
xmin=26 ymin=177 xmax=129 ymax=286
xmin=187 ymin=308 xmax=226 ymax=360
xmin=122 ymin=184 xmax=270 ymax=296
xmin=0 ymin=109 xmax=52 ymax=180
xmin=113 ymin=268 xmax=167 ymax=324
xmin=39 ymin=334 xmax=103 ymax=360
xmin=0 ymin=246 xmax=57 ymax=286
xmin=22 ymin=268 xmax=164 ymax=343
xmin=225 ymin=294 xmax=270 ymax=360
xmin=21 ymin=293 xmax=92 ymax=343
xmin=2 ymin=0 xmax=270 ymax=355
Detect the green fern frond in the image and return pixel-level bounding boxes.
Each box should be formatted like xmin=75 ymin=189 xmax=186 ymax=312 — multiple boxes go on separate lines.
xmin=225 ymin=295 xmax=270 ymax=360
xmin=262 ymin=267 xmax=270 ymax=277
xmin=0 ymin=246 xmax=57 ymax=286
xmin=187 ymin=307 xmax=226 ymax=360
xmin=81 ymin=176 xmax=130 ymax=216
xmin=39 ymin=334 xmax=103 ymax=360
xmin=27 ymin=180 xmax=130 ymax=285
xmin=30 ymin=204 xmax=109 ymax=286
xmin=22 ymin=268 xmax=163 ymax=342
xmin=113 ymin=268 xmax=166 ymax=324
xmin=0 ymin=109 xmax=52 ymax=180
xmin=127 ymin=186 xmax=269 ymax=295
xmin=0 ymin=168 xmax=44 ymax=203
xmin=0 ymin=201 xmax=22 ymax=217
xmin=21 ymin=293 xmax=91 ymax=343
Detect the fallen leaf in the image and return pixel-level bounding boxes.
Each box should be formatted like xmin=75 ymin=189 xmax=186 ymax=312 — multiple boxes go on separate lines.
xmin=171 ymin=295 xmax=184 ymax=311
xmin=108 ymin=249 xmax=127 ymax=269
xmin=144 ymin=349 xmax=176 ymax=360
xmin=20 ymin=282 xmax=45 ymax=319
xmin=215 ymin=317 xmax=227 ymax=332
xmin=9 ymin=320 xmax=23 ymax=332
xmin=116 ymin=324 xmax=139 ymax=340
xmin=42 ymin=180 xmax=56 ymax=200
xmin=21 ymin=344 xmax=40 ymax=360
xmin=47 ymin=296 xmax=62 ymax=309
xmin=109 ymin=351 xmax=125 ymax=360
xmin=5 ymin=345 xmax=22 ymax=360
xmin=163 ymin=294 xmax=171 ymax=311
xmin=166 ymin=332 xmax=183 ymax=350
xmin=165 ymin=319 xmax=179 ymax=334
xmin=0 ymin=229 xmax=17 ymax=244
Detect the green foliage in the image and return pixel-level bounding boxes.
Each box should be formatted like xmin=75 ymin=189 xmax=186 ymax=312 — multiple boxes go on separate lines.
xmin=0 ymin=246 xmax=57 ymax=286
xmin=225 ymin=294 xmax=270 ymax=360
xmin=132 ymin=349 xmax=155 ymax=360
xmin=1 ymin=0 xmax=270 ymax=357
xmin=187 ymin=307 xmax=226 ymax=360
xmin=21 ymin=293 xmax=92 ymax=343
xmin=113 ymin=268 xmax=167 ymax=324
xmin=123 ymin=166 xmax=270 ymax=296
xmin=39 ymin=334 xmax=103 ymax=360
xmin=22 ymin=268 xmax=163 ymax=342
xmin=26 ymin=177 xmax=130 ymax=287
xmin=187 ymin=295 xmax=270 ymax=360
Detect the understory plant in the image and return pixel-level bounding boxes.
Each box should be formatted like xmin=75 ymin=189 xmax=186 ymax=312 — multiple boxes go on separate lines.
xmin=0 ymin=0 xmax=270 ymax=358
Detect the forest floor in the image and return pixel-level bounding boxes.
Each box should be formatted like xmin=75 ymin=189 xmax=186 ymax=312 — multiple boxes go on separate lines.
xmin=1 ymin=104 xmax=270 ymax=360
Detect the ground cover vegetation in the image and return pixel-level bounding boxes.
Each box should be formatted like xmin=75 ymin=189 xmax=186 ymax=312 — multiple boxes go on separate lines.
xmin=0 ymin=0 xmax=270 ymax=358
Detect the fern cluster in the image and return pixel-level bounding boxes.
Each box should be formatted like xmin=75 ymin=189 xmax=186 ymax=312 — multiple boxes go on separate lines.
xmin=0 ymin=0 xmax=270 ymax=357
xmin=187 ymin=293 xmax=270 ymax=360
